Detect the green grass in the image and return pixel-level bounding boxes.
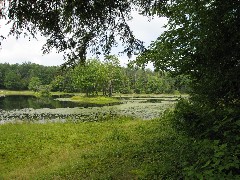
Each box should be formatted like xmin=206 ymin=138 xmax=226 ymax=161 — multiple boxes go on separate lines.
xmin=0 ymin=90 xmax=188 ymax=100
xmin=0 ymin=90 xmax=75 ymax=97
xmin=71 ymin=95 xmax=120 ymax=104
xmin=0 ymin=90 xmax=35 ymax=96
xmin=113 ymin=93 xmax=189 ymax=98
xmin=0 ymin=116 xmax=191 ymax=179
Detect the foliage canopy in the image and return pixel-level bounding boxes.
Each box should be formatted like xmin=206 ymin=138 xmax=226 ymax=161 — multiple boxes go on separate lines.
xmin=0 ymin=0 xmax=166 ymax=67
xmin=137 ymin=0 xmax=240 ymax=107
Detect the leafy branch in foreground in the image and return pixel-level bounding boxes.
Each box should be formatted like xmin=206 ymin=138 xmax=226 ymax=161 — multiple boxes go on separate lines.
xmin=138 ymin=0 xmax=240 ymax=107
xmin=0 ymin=0 xmax=166 ymax=66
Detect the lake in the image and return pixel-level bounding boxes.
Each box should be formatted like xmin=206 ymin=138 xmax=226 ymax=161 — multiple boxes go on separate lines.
xmin=0 ymin=95 xmax=182 ymax=124
xmin=0 ymin=95 xmax=121 ymax=110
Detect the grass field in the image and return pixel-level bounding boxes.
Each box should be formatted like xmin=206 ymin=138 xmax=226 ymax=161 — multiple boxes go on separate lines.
xmin=0 ymin=90 xmax=193 ymax=178
xmin=0 ymin=115 xmax=191 ymax=179
xmin=0 ymin=90 xmax=35 ymax=96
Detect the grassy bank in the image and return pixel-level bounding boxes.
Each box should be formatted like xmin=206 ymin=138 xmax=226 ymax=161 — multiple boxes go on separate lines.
xmin=0 ymin=90 xmax=65 ymax=97
xmin=0 ymin=90 xmax=77 ymax=97
xmin=71 ymin=96 xmax=120 ymax=104
xmin=0 ymin=90 xmax=35 ymax=96
xmin=0 ymin=116 xmax=191 ymax=179
xmin=0 ymin=89 xmax=188 ymax=98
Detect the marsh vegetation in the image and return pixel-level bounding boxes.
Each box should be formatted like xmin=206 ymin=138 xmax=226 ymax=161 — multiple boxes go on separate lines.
xmin=0 ymin=94 xmax=182 ymax=124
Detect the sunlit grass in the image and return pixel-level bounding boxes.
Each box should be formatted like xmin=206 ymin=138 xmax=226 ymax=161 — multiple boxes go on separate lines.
xmin=0 ymin=116 xmax=191 ymax=179
xmin=71 ymin=95 xmax=120 ymax=104
xmin=113 ymin=93 xmax=189 ymax=98
xmin=0 ymin=90 xmax=83 ymax=97
xmin=0 ymin=89 xmax=188 ymax=99
xmin=0 ymin=89 xmax=35 ymax=96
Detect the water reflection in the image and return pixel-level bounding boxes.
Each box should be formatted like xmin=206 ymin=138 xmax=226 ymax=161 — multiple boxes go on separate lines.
xmin=0 ymin=95 xmax=121 ymax=110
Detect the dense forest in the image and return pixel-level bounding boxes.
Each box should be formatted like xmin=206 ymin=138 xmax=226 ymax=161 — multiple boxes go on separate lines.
xmin=0 ymin=57 xmax=190 ymax=95
xmin=0 ymin=62 xmax=57 ymax=91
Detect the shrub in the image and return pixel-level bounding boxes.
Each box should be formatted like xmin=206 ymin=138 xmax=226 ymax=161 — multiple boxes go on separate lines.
xmin=38 ymin=85 xmax=52 ymax=97
xmin=28 ymin=77 xmax=42 ymax=92
xmin=182 ymin=139 xmax=240 ymax=179
xmin=171 ymin=98 xmax=240 ymax=178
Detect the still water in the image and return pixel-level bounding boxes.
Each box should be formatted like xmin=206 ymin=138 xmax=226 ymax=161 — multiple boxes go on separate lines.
xmin=0 ymin=95 xmax=180 ymax=124
xmin=0 ymin=95 xmax=119 ymax=110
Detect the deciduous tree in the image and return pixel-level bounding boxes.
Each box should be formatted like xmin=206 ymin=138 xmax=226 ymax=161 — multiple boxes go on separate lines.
xmin=28 ymin=77 xmax=42 ymax=92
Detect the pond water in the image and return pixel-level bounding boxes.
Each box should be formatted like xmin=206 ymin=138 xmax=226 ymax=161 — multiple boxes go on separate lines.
xmin=0 ymin=95 xmax=121 ymax=110
xmin=0 ymin=95 xmax=182 ymax=124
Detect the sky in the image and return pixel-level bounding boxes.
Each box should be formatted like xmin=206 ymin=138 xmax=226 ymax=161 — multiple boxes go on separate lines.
xmin=0 ymin=11 xmax=167 ymax=67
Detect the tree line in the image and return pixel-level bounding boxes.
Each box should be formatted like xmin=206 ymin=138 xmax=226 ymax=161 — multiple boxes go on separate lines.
xmin=0 ymin=62 xmax=58 ymax=90
xmin=0 ymin=57 xmax=190 ymax=95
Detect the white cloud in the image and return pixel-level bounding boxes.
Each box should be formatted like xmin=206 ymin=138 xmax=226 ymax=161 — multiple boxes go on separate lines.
xmin=128 ymin=11 xmax=167 ymax=46
xmin=0 ymin=12 xmax=167 ymax=66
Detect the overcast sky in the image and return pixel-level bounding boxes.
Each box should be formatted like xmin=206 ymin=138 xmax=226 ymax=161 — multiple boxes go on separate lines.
xmin=0 ymin=11 xmax=167 ymax=67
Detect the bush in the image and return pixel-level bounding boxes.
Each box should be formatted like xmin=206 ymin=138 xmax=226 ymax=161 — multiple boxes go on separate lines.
xmin=171 ymin=98 xmax=240 ymax=178
xmin=28 ymin=77 xmax=42 ymax=92
xmin=37 ymin=85 xmax=52 ymax=97
xmin=182 ymin=139 xmax=240 ymax=179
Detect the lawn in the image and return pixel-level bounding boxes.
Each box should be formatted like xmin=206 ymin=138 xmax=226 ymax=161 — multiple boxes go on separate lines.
xmin=0 ymin=116 xmax=191 ymax=179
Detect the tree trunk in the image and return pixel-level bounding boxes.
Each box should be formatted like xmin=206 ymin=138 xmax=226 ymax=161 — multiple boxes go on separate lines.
xmin=108 ymin=80 xmax=112 ymax=97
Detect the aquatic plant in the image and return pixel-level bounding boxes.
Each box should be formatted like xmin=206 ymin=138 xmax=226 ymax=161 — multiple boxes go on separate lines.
xmin=0 ymin=95 xmax=178 ymax=124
